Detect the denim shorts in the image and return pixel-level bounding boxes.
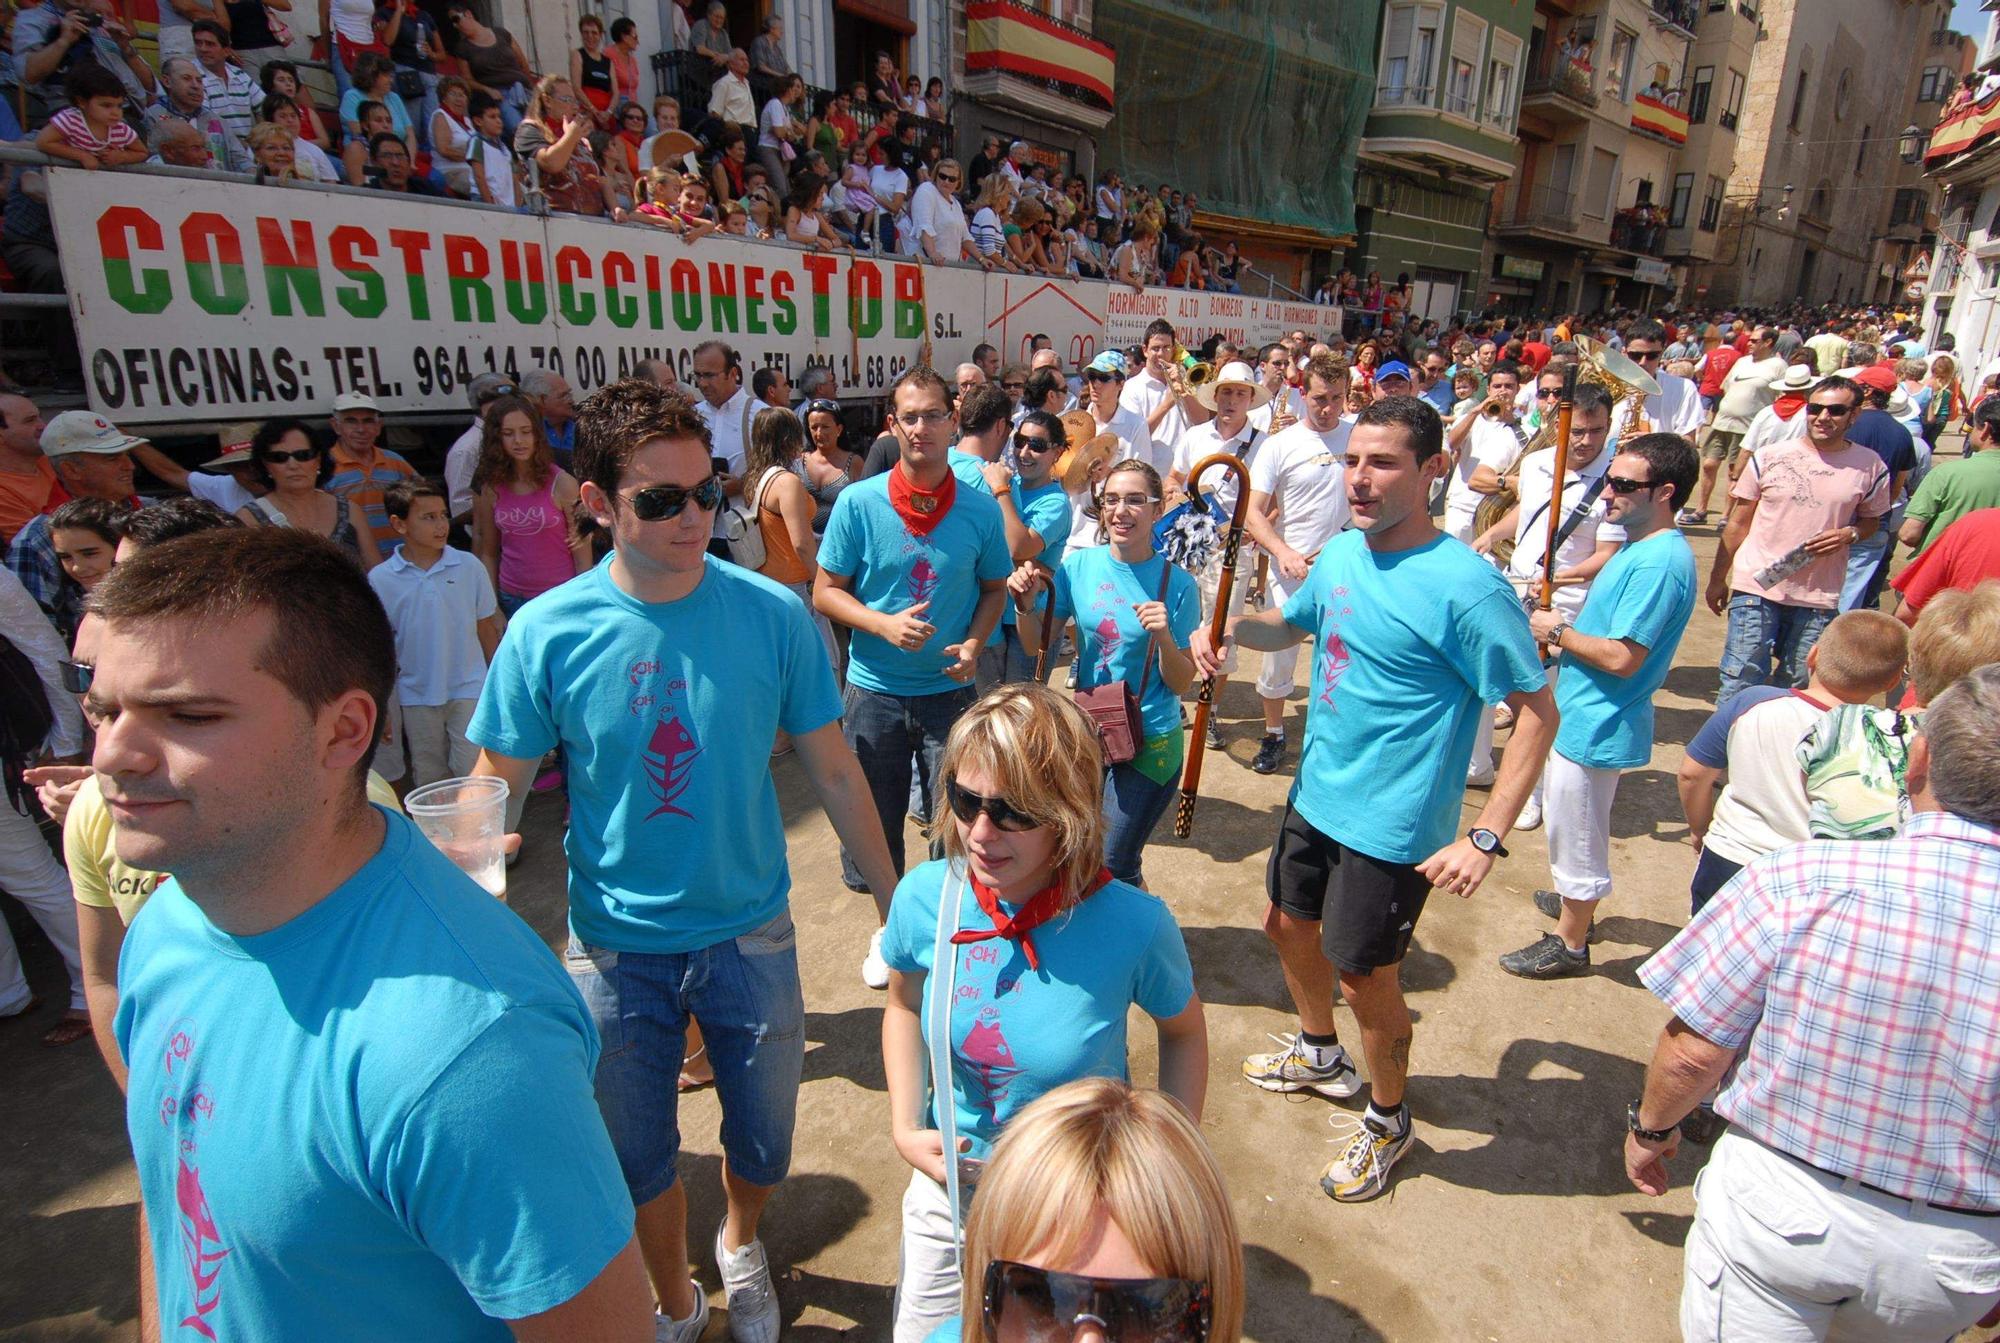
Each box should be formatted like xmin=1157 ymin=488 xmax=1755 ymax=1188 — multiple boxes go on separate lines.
xmin=562 ymin=911 xmax=805 ymax=1203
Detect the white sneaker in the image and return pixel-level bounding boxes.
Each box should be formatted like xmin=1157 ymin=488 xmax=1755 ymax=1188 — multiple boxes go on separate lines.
xmin=1465 ymin=763 xmax=1496 ymax=788
xmin=654 ymin=1286 xmax=709 ymax=1343
xmin=716 ymin=1228 xmax=781 ymax=1343
xmin=861 ymin=928 xmax=890 ymax=990
xmin=1514 ymin=799 xmax=1543 ymax=831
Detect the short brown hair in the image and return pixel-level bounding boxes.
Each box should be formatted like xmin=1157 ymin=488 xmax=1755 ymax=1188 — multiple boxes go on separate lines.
xmin=1812 ymin=609 xmax=1908 ymax=696
xmin=890 ymin=363 xmax=953 ymax=412
xmin=1910 ymin=581 xmax=2000 ymax=705
xmin=1300 ymin=353 xmax=1348 ymax=396
xmin=89 ymin=528 xmax=393 ymax=782
xmin=573 ymin=377 xmax=712 ymax=496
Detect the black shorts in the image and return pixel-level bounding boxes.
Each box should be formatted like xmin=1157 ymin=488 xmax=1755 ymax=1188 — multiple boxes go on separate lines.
xmin=1266 ymin=804 xmax=1433 ymax=974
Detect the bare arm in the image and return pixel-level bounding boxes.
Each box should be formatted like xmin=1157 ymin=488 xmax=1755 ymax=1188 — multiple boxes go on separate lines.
xmin=1545 ymin=623 xmax=1647 ymax=676
xmin=1676 ymin=759 xmax=1723 ymax=849
xmin=506 ymin=1238 xmax=652 ymax=1341
xmin=555 ymin=473 xmax=592 ymax=573
xmin=1466 ymin=462 xmax=1507 ymax=495
xmin=813 ymin=567 xmax=894 ymax=640
xmin=1419 ymin=680 xmax=1558 ymax=897
xmin=1626 ymin=1016 xmax=1738 ymax=1197
xmin=77 ymin=902 xmax=128 ymax=1090
xmin=349 ymin=498 xmax=382 ymax=569
xmin=772 ymin=474 xmax=817 ymax=569
xmin=473 ymin=748 xmax=539 ymax=817
xmin=476 ymin=615 xmax=503 ymax=661
xmin=883 ymin=969 xmax=958 ymax=1183
xmin=130 ymin=443 xmax=192 ymax=493
xmin=983 ymin=465 xmax=1042 ymax=562
xmin=1706 ymin=496 xmax=1757 ymax=613
xmin=25 ymin=15 xmax=88 ymax=86
xmin=1897 ymin=513 xmax=1929 ymax=551
xmin=1153 ymin=996 xmax=1208 ymax=1121
xmin=473 ymin=488 xmax=501 ymax=593
xmin=793 ymin=720 xmax=897 ymax=918
xmin=1554 ymin=536 xmax=1621 ymax=588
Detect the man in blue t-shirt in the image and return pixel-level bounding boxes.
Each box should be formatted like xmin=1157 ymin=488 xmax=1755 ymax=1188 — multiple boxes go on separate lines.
xmin=1499 ymin=433 xmax=1701 ymax=980
xmin=468 ymin=380 xmax=898 ymax=1343
xmin=815 ymin=365 xmax=1012 ymax=906
xmin=1192 ymin=396 xmax=1555 ymax=1204
xmin=1843 ymin=367 xmax=1919 ymax=612
xmin=91 ymin=527 xmax=650 ymax=1341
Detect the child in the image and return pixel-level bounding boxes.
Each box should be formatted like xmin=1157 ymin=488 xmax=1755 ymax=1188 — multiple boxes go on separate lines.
xmin=469 ymin=393 xmax=591 ymax=614
xmin=48 ymin=497 xmax=131 ymax=641
xmin=467 ymin=95 xmax=522 ymax=210
xmin=675 ymin=177 xmax=718 ymax=239
xmin=721 ymin=201 xmax=754 ymax=236
xmin=344 ymin=100 xmax=397 ymax=187
xmin=1449 ymin=370 xmax=1483 ymax=420
xmin=36 ymin=64 xmax=146 ymax=171
xmin=1676 ymin=610 xmax=1910 ymax=912
xmin=366 ymin=481 xmax=511 ymax=806
xmin=619 ymin=167 xmax=691 ymax=233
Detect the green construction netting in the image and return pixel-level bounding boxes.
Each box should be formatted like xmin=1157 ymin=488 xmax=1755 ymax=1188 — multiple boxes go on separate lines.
xmin=1092 ymin=0 xmax=1374 ymax=237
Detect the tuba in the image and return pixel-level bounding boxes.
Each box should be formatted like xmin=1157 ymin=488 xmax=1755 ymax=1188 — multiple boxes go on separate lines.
xmin=1172 ymin=343 xmax=1215 ymax=390
xmin=1575 ymin=334 xmax=1661 ymax=436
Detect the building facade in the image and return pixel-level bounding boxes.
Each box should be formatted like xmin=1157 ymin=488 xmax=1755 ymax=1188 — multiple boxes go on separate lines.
xmin=1352 ymin=0 xmax=1536 ymax=323
xmin=1922 ymin=7 xmax=2000 ymax=381
xmin=1872 ymin=12 xmax=1973 ymax=309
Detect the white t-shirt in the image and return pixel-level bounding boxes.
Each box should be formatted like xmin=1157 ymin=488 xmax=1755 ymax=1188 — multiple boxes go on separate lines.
xmin=367 ymin=544 xmax=498 ymax=707
xmin=1120 ymin=368 xmax=1190 ymax=475
xmin=1087 ymin=405 xmax=1157 ymax=475
xmin=1248 ymin=418 xmax=1351 ymax=554
xmin=444 ymin=421 xmax=482 ymax=518
xmin=1247 ymin=385 xmax=1304 ymax=433
xmin=475 ymin=137 xmax=518 ymax=207
xmin=1712 ymin=354 xmax=1786 ymax=434
xmin=907 ymin=181 xmax=968 ymax=263
xmin=1444 ymin=413 xmax=1529 ymax=525
xmin=187 ymin=470 xmax=256 ymax=515
xmin=1066 ymin=488 xmax=1103 ymax=550
xmin=294 ymin=136 xmax=342 ymax=184
xmin=1740 ymin=402 xmax=1809 ymax=461
xmin=329 ymin=0 xmax=375 ymax=43
xmin=1173 ymin=419 xmax=1260 ymax=517
xmin=431 ymin=109 xmax=477 ymax=193
xmin=756 ymin=98 xmax=789 ymax=150
xmin=969 ymin=207 xmax=1005 ymax=256
xmin=697 ymin=388 xmax=756 ymax=539
xmin=1701 ymin=689 xmax=1830 ymax=866
xmin=1504 ymin=447 xmax=1627 ymax=619
xmin=1609 ymin=369 xmax=1707 ymax=441
xmin=868 ymin=164 xmax=909 ymax=207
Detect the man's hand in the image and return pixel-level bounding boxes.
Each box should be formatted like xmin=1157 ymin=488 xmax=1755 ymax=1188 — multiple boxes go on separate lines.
xmin=1188 ymin=624 xmax=1231 ymax=678
xmin=878 ymin=600 xmax=935 ymax=651
xmin=1801 ymin=525 xmax=1856 ymax=556
xmin=25 ymin=764 xmax=92 ymax=827
xmin=942 ymin=639 xmax=980 ymax=683
xmin=982 ymin=461 xmax=1012 ymax=495
xmin=1275 ymin=544 xmax=1309 ymax=582
xmin=1704 ymin=572 xmax=1731 ymax=617
xmin=1624 ymin=1128 xmax=1680 ymax=1197
xmin=58 ymin=8 xmax=92 ymax=44
xmin=1527 ymin=607 xmax=1564 ymax=644
xmin=1416 ymin=837 xmax=1495 ymax=898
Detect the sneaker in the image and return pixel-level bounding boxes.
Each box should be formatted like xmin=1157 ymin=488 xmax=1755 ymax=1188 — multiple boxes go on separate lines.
xmin=654 ymin=1287 xmax=710 ymax=1343
xmin=1251 ymin=733 xmax=1285 ymax=775
xmin=1498 ymin=932 xmax=1591 ymax=980
xmin=1465 ymin=763 xmax=1496 ymax=788
xmin=861 ymin=928 xmax=890 ymax=990
xmin=1205 ymin=718 xmax=1225 ymax=753
xmin=1242 ymin=1033 xmax=1363 ymax=1099
xmin=1533 ymin=888 xmax=1596 ymax=940
xmin=1321 ymin=1111 xmax=1414 ymax=1203
xmin=1514 ymin=798 xmax=1543 ymax=831
xmin=715 ymin=1228 xmax=781 ymax=1343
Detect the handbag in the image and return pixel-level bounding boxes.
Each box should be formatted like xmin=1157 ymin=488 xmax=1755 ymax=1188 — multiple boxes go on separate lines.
xmin=722 ymin=466 xmax=783 ymax=569
xmin=394 ymin=68 xmax=428 ymax=102
xmin=264 ymin=6 xmax=294 ymax=46
xmin=1046 ymin=556 xmax=1174 ymax=766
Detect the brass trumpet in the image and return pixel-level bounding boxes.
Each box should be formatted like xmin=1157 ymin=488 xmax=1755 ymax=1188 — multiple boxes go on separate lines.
xmin=1172 ymin=344 xmax=1215 ymax=390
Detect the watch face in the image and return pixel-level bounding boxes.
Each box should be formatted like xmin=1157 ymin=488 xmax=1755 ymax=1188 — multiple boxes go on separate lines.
xmin=1470 ymin=829 xmax=1497 ymax=853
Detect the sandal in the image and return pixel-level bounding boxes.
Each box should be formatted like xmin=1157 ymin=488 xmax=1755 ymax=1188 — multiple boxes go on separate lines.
xmin=43 ymin=1009 xmax=92 ymax=1048
xmin=678 ymin=1046 xmax=714 ymax=1092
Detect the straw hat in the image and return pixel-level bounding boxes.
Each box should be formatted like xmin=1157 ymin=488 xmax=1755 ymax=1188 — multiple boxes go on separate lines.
xmin=1194 ymin=360 xmax=1272 ymax=412
xmin=1767 ymin=365 xmax=1818 ymax=393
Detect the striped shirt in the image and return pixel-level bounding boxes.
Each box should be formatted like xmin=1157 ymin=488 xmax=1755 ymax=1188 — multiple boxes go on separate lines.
xmin=326 ymin=446 xmax=416 ymax=547
xmin=199 ymin=62 xmax=265 ymax=144
xmin=1640 ymin=811 xmax=2000 ymax=1210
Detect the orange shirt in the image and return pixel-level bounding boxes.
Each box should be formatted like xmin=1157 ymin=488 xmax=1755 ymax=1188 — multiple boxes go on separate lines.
xmin=0 ymin=458 xmax=59 ymax=547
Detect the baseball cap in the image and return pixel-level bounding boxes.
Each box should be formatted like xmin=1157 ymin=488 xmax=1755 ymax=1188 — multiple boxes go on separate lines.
xmin=200 ymin=421 xmax=260 ymax=469
xmin=332 ymin=391 xmax=382 ymax=413
xmin=466 ymin=372 xmax=517 ymax=408
xmin=40 ymin=411 xmax=147 ymax=459
xmin=1850 ymin=366 xmax=1897 ymax=394
xmin=1375 ymin=360 xmax=1413 ymax=382
xmin=1086 ymin=350 xmax=1128 ymax=377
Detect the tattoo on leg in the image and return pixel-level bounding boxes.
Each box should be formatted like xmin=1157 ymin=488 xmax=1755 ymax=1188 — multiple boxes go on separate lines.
xmin=1388 ymin=1034 xmax=1412 ymax=1075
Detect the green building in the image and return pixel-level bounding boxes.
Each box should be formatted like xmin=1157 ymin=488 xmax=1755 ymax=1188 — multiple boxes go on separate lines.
xmin=1351 ymin=0 xmax=1535 ymax=321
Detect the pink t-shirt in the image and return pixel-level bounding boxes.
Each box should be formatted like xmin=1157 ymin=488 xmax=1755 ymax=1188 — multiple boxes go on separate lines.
xmin=492 ymin=476 xmax=575 ymax=599
xmin=1730 ymin=438 xmax=1891 ymax=610
xmin=50 ymin=107 xmax=138 ymax=155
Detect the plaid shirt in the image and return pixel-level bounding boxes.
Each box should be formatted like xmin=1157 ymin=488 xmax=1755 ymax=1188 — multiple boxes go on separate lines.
xmin=1641 ymin=811 xmax=2000 ymax=1210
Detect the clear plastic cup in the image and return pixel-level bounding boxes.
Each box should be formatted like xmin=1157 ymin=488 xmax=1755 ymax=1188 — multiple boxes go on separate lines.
xmin=404 ymin=776 xmax=510 ymax=901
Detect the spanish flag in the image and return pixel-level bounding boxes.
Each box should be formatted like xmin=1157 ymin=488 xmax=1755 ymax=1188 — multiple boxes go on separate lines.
xmin=1631 ymin=94 xmax=1689 ymax=144
xmin=965 ymin=0 xmax=1116 ymax=108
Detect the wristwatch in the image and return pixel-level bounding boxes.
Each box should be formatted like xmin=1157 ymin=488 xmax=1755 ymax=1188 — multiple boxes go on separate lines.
xmin=1468 ymin=827 xmax=1508 ymax=858
xmin=1546 ymin=620 xmax=1572 ymax=648
xmin=1627 ymin=1099 xmax=1677 ymax=1144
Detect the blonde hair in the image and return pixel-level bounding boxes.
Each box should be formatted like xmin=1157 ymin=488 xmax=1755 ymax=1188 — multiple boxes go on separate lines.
xmin=928 ymin=683 xmax=1106 ymax=902
xmin=1910 ymin=580 xmax=2000 ymax=705
xmin=957 ymin=1079 xmax=1243 ymax=1343
xmin=1811 ymin=609 xmax=1908 ymax=697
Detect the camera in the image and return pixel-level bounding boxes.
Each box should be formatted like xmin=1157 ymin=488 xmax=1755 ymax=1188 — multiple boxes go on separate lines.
xmin=84 ymin=11 xmax=105 ymax=27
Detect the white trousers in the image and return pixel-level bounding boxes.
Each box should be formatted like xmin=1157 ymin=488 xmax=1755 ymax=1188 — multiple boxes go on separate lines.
xmin=1545 ymin=750 xmax=1619 ymax=903
xmin=1254 ymin=571 xmax=1305 ymax=700
xmin=0 ymin=802 xmax=83 ymax=1013
xmin=1196 ymin=552 xmax=1250 ymax=677
xmin=1472 ymin=664 xmax=1556 ymax=804
xmin=893 ymin=1169 xmax=961 ymax=1343
xmin=1683 ymin=1131 xmax=2000 ymax=1342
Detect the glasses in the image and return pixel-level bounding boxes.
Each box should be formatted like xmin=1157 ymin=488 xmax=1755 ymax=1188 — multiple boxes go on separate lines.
xmin=1100 ymin=491 xmax=1157 ymax=512
xmin=981 ymin=1261 xmax=1211 ymax=1343
xmin=623 ymin=476 xmax=723 ymax=521
xmin=1012 ymin=432 xmax=1057 ymax=453
xmin=260 ymin=447 xmax=321 ymax=464
xmin=1805 ymin=403 xmax=1853 ymax=418
xmin=945 ymin=779 xmax=1039 ymax=832
xmin=59 ymin=658 xmax=93 ymax=695
xmin=896 ymin=409 xmax=952 ymax=428
xmin=805 ymin=398 xmax=840 ymax=416
xmin=480 ymin=383 xmax=519 ymax=401
xmin=1627 ymin=349 xmax=1663 ymax=362
xmin=1603 ymin=474 xmax=1657 ymax=494
xmin=1084 ymin=371 xmax=1121 ymax=384
xmin=937 ymin=172 xmax=959 ymax=183
xmin=1536 ymin=387 xmax=1560 ymax=398
xmin=1001 ymin=381 xmax=1026 ymax=393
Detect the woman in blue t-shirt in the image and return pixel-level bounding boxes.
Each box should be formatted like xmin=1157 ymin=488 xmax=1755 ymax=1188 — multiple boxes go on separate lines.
xmin=1009 ymin=459 xmax=1201 ymax=885
xmin=880 ymin=683 xmax=1207 ymax=1343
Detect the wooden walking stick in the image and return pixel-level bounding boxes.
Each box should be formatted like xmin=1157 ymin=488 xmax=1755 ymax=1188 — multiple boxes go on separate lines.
xmin=1537 ymin=363 xmax=1581 ymax=623
xmin=1174 ymin=452 xmax=1254 ymax=839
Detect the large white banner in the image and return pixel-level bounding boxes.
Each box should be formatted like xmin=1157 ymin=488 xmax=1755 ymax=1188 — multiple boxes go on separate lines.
xmin=50 ymin=172 xmax=1346 ymax=425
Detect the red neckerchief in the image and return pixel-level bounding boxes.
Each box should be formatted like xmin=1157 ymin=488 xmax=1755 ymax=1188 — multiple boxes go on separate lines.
xmin=889 ymin=459 xmax=956 ymax=536
xmin=952 ymin=867 xmax=1112 ymax=972
xmin=1773 ymin=392 xmax=1808 ymax=420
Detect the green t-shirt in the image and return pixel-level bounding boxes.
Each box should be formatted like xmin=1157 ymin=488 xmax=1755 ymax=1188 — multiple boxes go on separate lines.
xmin=1906 ymin=450 xmax=2000 ymax=552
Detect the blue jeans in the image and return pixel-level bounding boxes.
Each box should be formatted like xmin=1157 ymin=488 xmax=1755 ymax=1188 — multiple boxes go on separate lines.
xmin=1717 ymin=593 xmax=1833 ymax=708
xmin=1689 ymin=848 xmax=1745 ymax=917
xmin=1838 ymin=529 xmax=1891 ymax=612
xmin=841 ymin=683 xmax=975 ymax=891
xmin=562 ymin=913 xmax=805 ymax=1204
xmin=1103 ymin=759 xmax=1177 ymax=886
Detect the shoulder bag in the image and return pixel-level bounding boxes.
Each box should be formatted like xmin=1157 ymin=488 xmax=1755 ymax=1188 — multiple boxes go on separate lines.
xmin=1052 ymin=556 xmax=1175 ymax=765
xmin=924 ymin=864 xmax=971 ymax=1248
xmin=721 ymin=466 xmax=784 ymax=569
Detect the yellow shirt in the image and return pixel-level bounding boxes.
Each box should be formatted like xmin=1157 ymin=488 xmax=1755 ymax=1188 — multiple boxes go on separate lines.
xmin=66 ymin=772 xmax=405 ymax=925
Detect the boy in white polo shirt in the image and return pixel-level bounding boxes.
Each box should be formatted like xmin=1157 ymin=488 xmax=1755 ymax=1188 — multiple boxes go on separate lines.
xmin=368 ymin=481 xmax=510 ymax=813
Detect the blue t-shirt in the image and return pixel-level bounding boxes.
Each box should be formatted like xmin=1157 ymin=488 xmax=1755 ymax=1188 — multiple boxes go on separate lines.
xmin=1846 ymin=409 xmax=1917 ymax=480
xmin=115 ymin=810 xmax=634 ymax=1338
xmin=1419 ymin=380 xmax=1455 ymax=415
xmin=818 ymin=473 xmax=1012 ymax=696
xmin=880 ymin=859 xmax=1195 ymax=1160
xmin=1282 ymin=530 xmax=1546 ymax=863
xmin=1052 ymin=547 xmax=1199 ymax=740
xmin=1553 ymin=529 xmax=1698 ymax=769
xmin=468 ymin=555 xmax=842 ymax=953
xmin=949 ymin=447 xmax=994 ymax=494
xmin=1003 ymin=478 xmax=1072 ymax=629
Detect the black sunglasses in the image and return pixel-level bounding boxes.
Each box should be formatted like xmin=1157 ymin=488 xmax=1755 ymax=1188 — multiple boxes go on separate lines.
xmin=804 ymin=398 xmax=841 ymax=416
xmin=1805 ymin=403 xmax=1853 ymax=418
xmin=1012 ymin=431 xmax=1057 ymax=452
xmin=625 ymin=476 xmax=724 ymax=521
xmin=1603 ymin=474 xmax=1657 ymax=494
xmin=60 ymin=658 xmax=94 ymax=694
xmin=260 ymin=447 xmax=321 ymax=463
xmin=1085 ymin=370 xmax=1121 ymax=383
xmin=1627 ymin=349 xmax=1662 ymax=361
xmin=945 ymin=778 xmax=1039 ymax=832
xmin=982 ymin=1260 xmax=1211 ymax=1343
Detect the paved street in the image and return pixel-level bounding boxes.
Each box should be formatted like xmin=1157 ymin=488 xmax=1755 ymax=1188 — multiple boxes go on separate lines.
xmin=3 ymin=522 xmax=1993 ymax=1343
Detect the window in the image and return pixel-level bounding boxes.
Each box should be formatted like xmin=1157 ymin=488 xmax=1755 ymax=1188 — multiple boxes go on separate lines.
xmin=1445 ymin=11 xmax=1486 ymax=117
xmin=1584 ymin=146 xmax=1618 ymax=219
xmin=1919 ymin=66 xmax=1953 ymax=103
xmin=1855 ymin=124 xmax=1869 ymax=175
xmin=1699 ymin=174 xmax=1724 ymax=230
xmin=1891 ymin=188 xmax=1926 ymax=228
xmin=1687 ymin=65 xmax=1713 ymax=123
xmin=1721 ymin=69 xmax=1744 ymax=130
xmin=1834 ymin=68 xmax=1851 ymax=121
xmin=1609 ymin=27 xmax=1637 ymax=101
xmin=1486 ymin=30 xmax=1522 ymax=124
xmin=1668 ymin=171 xmax=1694 ymax=228
xmin=1379 ymin=3 xmax=1445 ymax=107
xmin=1787 ymin=66 xmax=1810 ymax=132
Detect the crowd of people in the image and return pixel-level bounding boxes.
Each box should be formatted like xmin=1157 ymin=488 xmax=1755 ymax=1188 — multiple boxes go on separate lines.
xmin=3 ymin=291 xmax=2000 ymax=1343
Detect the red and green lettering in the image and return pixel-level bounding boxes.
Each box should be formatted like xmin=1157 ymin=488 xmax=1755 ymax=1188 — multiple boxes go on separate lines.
xmin=97 ymin=205 xmax=170 ymax=314
xmin=642 ymin=254 xmax=665 ymax=329
xmin=255 ymin=217 xmax=324 ymax=318
xmin=769 ymin=269 xmax=797 ymax=336
xmin=705 ymin=261 xmax=738 ymax=332
xmin=801 ymin=254 xmax=837 ymax=337
xmin=741 ymin=265 xmax=768 ymax=335
xmin=893 ymin=263 xmax=924 ymax=339
xmin=603 ymin=250 xmax=638 ymax=328
xmin=554 ymin=246 xmax=594 ymax=325
xmin=443 ymin=235 xmax=494 ymax=324
xmin=500 ymin=240 xmax=547 ymax=324
xmin=180 ymin=213 xmax=247 ymax=315
xmin=669 ymin=259 xmax=701 ymax=330
xmin=328 ymin=225 xmax=384 ymax=317
xmin=385 ymin=229 xmax=434 ymax=320
xmin=850 ymin=261 xmax=883 ymax=338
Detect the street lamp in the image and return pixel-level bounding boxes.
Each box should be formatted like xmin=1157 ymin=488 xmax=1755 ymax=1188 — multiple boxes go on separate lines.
xmin=1900 ymin=124 xmax=1930 ymax=165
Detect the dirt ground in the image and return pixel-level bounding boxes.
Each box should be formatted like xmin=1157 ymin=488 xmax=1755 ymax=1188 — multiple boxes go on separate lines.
xmin=4 ymin=520 xmax=1995 ymax=1343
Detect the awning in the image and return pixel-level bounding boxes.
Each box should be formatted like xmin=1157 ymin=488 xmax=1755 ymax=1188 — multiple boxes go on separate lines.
xmin=966 ymin=0 xmax=1115 ymax=108
xmin=835 ymin=0 xmax=916 ymax=36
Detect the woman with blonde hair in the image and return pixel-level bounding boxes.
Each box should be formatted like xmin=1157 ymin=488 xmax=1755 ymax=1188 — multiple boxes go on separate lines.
xmin=881 ymin=682 xmax=1207 ymax=1343
xmin=929 ymin=1077 xmax=1244 ymax=1343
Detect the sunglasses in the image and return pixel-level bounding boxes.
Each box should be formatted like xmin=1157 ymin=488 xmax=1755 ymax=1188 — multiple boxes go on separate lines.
xmin=624 ymin=476 xmax=723 ymax=521
xmin=1002 ymin=381 xmax=1026 ymax=393
xmin=60 ymin=658 xmax=94 ymax=695
xmin=1805 ymin=403 xmax=1853 ymax=418
xmin=1627 ymin=349 xmax=1662 ymax=361
xmin=1536 ymin=387 xmax=1560 ymax=397
xmin=260 ymin=447 xmax=321 ymax=464
xmin=945 ymin=778 xmax=1039 ymax=832
xmin=1012 ymin=432 xmax=1057 ymax=452
xmin=1085 ymin=370 xmax=1121 ymax=383
xmin=805 ymin=398 xmax=841 ymax=416
xmin=981 ymin=1261 xmax=1211 ymax=1343
xmin=1603 ymin=474 xmax=1657 ymax=494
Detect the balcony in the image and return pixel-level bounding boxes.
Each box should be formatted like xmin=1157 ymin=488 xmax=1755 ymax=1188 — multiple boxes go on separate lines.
xmin=1374 ymin=84 xmax=1436 ymax=110
xmin=1611 ymin=206 xmax=1669 ymax=253
xmin=1648 ymin=0 xmax=1699 ymax=38
xmin=962 ymin=0 xmax=1116 ymax=129
xmin=1522 ymin=54 xmax=1598 ymax=125
xmin=1496 ymin=185 xmax=1583 ymax=236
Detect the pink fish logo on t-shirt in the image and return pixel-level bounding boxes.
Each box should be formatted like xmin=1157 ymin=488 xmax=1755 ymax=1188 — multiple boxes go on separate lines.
xmin=642 ymin=713 xmax=702 ymax=820
xmin=1318 ymin=630 xmax=1350 ymax=709
xmin=174 ymin=1155 xmax=230 ymax=1339
xmin=1093 ymin=615 xmax=1123 ymax=676
xmin=907 ymin=555 xmax=940 ymax=606
xmin=957 ymin=1003 xmax=1020 ymax=1123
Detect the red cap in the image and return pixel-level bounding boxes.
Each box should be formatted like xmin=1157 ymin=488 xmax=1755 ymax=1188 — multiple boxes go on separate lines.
xmin=1851 ymin=366 xmax=1897 ymax=394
